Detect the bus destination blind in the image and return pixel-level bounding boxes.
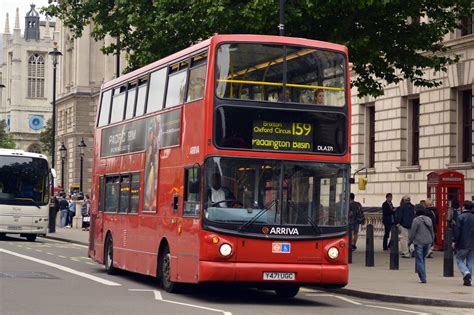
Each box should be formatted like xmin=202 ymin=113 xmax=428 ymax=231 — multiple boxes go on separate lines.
xmin=252 ymin=121 xmax=313 ymax=152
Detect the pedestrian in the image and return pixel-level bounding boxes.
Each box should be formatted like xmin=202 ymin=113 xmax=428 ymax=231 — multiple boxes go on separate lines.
xmin=67 ymin=195 xmax=75 ymax=228
xmin=58 ymin=195 xmax=69 ymax=228
xmin=452 ymin=200 xmax=474 ymax=286
xmin=424 ymin=198 xmax=437 ymax=258
xmin=448 ymin=199 xmax=462 ymax=228
xmin=382 ymin=193 xmax=395 ymax=250
xmin=395 ymin=195 xmax=415 ymax=258
xmin=408 ymin=204 xmax=434 ymax=284
xmin=81 ymin=194 xmax=91 ymax=231
xmin=349 ymin=193 xmax=364 ymax=250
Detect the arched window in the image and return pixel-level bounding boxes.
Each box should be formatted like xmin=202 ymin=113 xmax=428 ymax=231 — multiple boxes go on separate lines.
xmin=27 ymin=54 xmax=45 ymax=98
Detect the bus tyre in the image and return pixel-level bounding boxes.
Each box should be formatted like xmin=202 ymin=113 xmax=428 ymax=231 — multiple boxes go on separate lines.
xmin=159 ymin=247 xmax=180 ymax=293
xmin=26 ymin=234 xmax=37 ymax=242
xmin=275 ymin=285 xmax=300 ymax=298
xmin=105 ymin=235 xmax=118 ymax=275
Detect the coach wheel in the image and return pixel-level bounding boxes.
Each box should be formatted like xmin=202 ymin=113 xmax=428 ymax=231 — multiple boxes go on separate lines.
xmin=26 ymin=234 xmax=37 ymax=242
xmin=275 ymin=285 xmax=300 ymax=298
xmin=159 ymin=247 xmax=181 ymax=293
xmin=105 ymin=235 xmax=117 ymax=275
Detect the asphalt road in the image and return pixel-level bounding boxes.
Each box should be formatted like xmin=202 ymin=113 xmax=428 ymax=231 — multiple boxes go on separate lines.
xmin=0 ymin=236 xmax=472 ymax=315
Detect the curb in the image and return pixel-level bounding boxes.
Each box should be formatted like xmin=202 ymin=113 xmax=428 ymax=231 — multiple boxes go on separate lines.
xmin=322 ymin=287 xmax=474 ymax=309
xmin=41 ymin=235 xmax=88 ymax=246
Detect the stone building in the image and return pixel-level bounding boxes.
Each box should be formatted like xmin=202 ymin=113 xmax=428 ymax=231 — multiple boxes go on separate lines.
xmin=350 ymin=17 xmax=474 ymax=207
xmin=0 ymin=5 xmax=56 ymax=152
xmin=54 ymin=21 xmax=126 ymax=195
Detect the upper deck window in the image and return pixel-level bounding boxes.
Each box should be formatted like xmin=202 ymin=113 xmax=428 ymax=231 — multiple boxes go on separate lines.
xmin=166 ymin=60 xmax=189 ymax=108
xmin=98 ymin=90 xmax=112 ymax=127
xmin=110 ymin=85 xmax=127 ymax=124
xmin=147 ymin=68 xmax=167 ymax=113
xmin=216 ymin=43 xmax=346 ymax=106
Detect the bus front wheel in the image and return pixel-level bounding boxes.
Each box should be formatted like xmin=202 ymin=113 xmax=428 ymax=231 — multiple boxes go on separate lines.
xmin=104 ymin=235 xmax=118 ymax=275
xmin=159 ymin=247 xmax=181 ymax=293
xmin=26 ymin=234 xmax=37 ymax=242
xmin=275 ymin=285 xmax=300 ymax=298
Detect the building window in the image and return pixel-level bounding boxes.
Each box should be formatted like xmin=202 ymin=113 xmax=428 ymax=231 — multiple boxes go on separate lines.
xmin=461 ymin=14 xmax=473 ymax=36
xmin=462 ymin=90 xmax=472 ymax=162
xmin=27 ymin=54 xmax=45 ymax=98
xmin=410 ymin=98 xmax=420 ymax=165
xmin=367 ymin=105 xmax=375 ymax=168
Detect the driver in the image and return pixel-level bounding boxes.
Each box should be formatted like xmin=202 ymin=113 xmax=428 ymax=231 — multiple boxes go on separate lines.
xmin=208 ymin=173 xmax=235 ymax=207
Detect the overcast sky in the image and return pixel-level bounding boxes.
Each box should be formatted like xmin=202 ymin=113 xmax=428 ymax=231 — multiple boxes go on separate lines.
xmin=1 ymin=0 xmax=50 ymax=33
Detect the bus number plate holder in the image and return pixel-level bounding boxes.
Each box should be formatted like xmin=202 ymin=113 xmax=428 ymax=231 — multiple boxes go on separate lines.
xmin=263 ymin=272 xmax=295 ymax=281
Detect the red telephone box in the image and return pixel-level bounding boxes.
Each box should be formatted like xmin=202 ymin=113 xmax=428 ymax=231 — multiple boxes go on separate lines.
xmin=427 ymin=170 xmax=464 ymax=250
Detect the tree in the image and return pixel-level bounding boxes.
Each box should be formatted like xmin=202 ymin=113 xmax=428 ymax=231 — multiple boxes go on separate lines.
xmin=39 ymin=118 xmax=53 ymax=157
xmin=42 ymin=0 xmax=473 ymax=97
xmin=0 ymin=120 xmax=16 ymax=149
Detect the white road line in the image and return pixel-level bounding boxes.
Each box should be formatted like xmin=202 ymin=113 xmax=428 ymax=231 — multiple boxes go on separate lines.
xmin=72 ymin=244 xmax=89 ymax=249
xmin=306 ymin=293 xmax=363 ymax=305
xmin=46 ymin=252 xmax=54 ymax=255
xmin=58 ymin=255 xmax=67 ymax=258
xmin=0 ymin=248 xmax=121 ymax=286
xmin=364 ymin=304 xmax=428 ymax=314
xmin=128 ymin=289 xmax=232 ymax=315
xmin=35 ymin=249 xmax=43 ymax=252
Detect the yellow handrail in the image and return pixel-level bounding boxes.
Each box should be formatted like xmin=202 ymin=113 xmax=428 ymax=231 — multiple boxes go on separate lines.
xmin=216 ymin=79 xmax=344 ymax=91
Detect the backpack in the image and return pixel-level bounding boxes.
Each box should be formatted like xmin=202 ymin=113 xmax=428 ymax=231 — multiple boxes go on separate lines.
xmin=356 ymin=203 xmax=365 ymax=224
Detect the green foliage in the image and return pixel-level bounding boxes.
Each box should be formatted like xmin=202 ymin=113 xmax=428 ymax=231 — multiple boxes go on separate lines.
xmin=0 ymin=120 xmax=16 ymax=149
xmin=42 ymin=0 xmax=473 ymax=97
xmin=39 ymin=118 xmax=53 ymax=157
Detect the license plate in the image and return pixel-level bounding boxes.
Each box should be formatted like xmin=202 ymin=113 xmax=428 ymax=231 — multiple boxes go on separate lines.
xmin=7 ymin=225 xmax=21 ymax=230
xmin=263 ymin=272 xmax=295 ymax=281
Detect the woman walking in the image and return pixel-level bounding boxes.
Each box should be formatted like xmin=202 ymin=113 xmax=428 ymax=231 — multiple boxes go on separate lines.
xmin=408 ymin=205 xmax=434 ymax=283
xmin=81 ymin=194 xmax=91 ymax=231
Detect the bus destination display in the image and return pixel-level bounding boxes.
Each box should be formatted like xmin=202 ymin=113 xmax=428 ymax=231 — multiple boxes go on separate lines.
xmin=252 ymin=121 xmax=313 ymax=152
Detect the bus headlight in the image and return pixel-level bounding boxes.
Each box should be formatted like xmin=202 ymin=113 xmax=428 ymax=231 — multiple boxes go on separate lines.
xmin=328 ymin=247 xmax=339 ymax=260
xmin=219 ymin=243 xmax=232 ymax=257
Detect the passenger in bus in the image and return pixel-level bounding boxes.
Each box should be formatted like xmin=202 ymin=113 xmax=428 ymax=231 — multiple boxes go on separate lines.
xmin=207 ymin=173 xmax=238 ymax=208
xmin=278 ymin=89 xmax=290 ymax=102
xmin=313 ymin=89 xmax=325 ymax=105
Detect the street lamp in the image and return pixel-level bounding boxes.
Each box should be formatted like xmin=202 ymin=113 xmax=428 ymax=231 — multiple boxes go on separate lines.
xmin=59 ymin=142 xmax=67 ymax=194
xmin=48 ymin=43 xmax=62 ymax=171
xmin=78 ymin=138 xmax=87 ymax=194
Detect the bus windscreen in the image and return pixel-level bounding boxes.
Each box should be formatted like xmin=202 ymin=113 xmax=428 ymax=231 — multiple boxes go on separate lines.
xmin=0 ymin=156 xmax=49 ymax=206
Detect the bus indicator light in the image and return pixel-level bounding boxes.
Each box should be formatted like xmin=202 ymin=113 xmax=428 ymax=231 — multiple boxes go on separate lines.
xmin=212 ymin=236 xmax=219 ymax=244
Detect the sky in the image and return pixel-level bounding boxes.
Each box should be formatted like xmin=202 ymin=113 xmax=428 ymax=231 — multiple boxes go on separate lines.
xmin=0 ymin=0 xmax=50 ymax=33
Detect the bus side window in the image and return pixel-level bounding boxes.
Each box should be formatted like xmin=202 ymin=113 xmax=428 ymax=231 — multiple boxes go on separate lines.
xmin=129 ymin=173 xmax=140 ymax=214
xmin=105 ymin=176 xmax=120 ymax=213
xmin=183 ymin=167 xmax=201 ymax=217
xmin=98 ymin=176 xmax=104 ymax=212
xmin=97 ymin=90 xmax=112 ymax=127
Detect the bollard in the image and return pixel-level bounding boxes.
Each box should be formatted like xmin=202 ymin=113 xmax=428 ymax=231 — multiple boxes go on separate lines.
xmin=348 ymin=224 xmax=353 ymax=264
xmin=365 ymin=224 xmax=374 ymax=267
xmin=390 ymin=225 xmax=399 ymax=270
xmin=48 ymin=204 xmax=57 ymax=233
xmin=443 ymin=228 xmax=454 ymax=277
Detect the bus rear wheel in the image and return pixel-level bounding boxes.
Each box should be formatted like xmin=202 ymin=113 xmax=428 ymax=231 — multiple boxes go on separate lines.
xmin=275 ymin=285 xmax=300 ymax=298
xmin=26 ymin=234 xmax=37 ymax=242
xmin=104 ymin=235 xmax=118 ymax=275
xmin=159 ymin=247 xmax=181 ymax=293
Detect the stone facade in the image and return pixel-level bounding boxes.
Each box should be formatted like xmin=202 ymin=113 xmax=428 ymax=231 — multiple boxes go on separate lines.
xmin=351 ymin=28 xmax=474 ymax=207
xmin=54 ymin=21 xmax=126 ymax=195
xmin=0 ymin=5 xmax=56 ymax=152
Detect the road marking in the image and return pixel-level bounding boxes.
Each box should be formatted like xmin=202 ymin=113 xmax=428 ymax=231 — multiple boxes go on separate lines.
xmin=46 ymin=252 xmax=54 ymax=255
xmin=364 ymin=304 xmax=428 ymax=314
xmin=300 ymin=287 xmax=319 ymax=293
xmin=306 ymin=293 xmax=363 ymax=305
xmin=0 ymin=248 xmax=121 ymax=286
xmin=35 ymin=249 xmax=43 ymax=252
xmin=72 ymin=244 xmax=88 ymax=249
xmin=58 ymin=255 xmax=67 ymax=258
xmin=128 ymin=289 xmax=232 ymax=315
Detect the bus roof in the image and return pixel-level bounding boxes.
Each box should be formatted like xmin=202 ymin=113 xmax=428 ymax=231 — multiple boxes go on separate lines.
xmin=0 ymin=149 xmax=48 ymax=161
xmin=102 ymin=34 xmax=348 ymax=91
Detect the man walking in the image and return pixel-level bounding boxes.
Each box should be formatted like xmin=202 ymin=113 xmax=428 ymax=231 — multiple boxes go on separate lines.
xmin=349 ymin=193 xmax=363 ymax=250
xmin=382 ymin=193 xmax=395 ymax=250
xmin=395 ymin=195 xmax=415 ymax=258
xmin=452 ymin=200 xmax=474 ymax=286
xmin=408 ymin=205 xmax=434 ymax=283
xmin=58 ymin=195 xmax=69 ymax=228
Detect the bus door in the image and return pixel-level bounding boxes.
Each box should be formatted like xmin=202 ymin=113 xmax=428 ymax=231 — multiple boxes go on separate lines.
xmin=176 ymin=167 xmax=201 ymax=283
xmin=91 ymin=175 xmax=105 ymax=259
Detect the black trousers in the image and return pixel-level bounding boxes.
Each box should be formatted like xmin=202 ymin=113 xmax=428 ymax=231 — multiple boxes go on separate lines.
xmin=383 ymin=222 xmax=393 ymax=249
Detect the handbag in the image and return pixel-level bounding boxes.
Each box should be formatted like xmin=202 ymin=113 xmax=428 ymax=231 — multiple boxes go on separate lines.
xmin=82 ymin=215 xmax=90 ymax=222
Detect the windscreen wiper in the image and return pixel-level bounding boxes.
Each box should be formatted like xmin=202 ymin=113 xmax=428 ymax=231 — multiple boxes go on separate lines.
xmin=239 ymin=199 xmax=278 ymax=232
xmin=306 ymin=215 xmax=322 ymax=235
xmin=20 ymin=198 xmax=41 ymax=209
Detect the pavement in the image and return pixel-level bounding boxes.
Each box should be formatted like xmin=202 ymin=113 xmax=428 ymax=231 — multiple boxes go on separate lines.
xmin=43 ymin=228 xmax=474 ymax=309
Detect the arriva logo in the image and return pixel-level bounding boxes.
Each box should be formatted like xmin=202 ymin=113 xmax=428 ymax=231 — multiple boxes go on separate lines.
xmin=269 ymin=227 xmax=299 ymax=235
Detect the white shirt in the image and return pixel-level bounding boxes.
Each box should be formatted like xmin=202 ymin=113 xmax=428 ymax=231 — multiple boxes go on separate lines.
xmin=210 ymin=187 xmax=227 ymax=207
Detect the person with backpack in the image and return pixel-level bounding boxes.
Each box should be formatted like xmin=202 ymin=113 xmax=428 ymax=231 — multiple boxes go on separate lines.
xmin=395 ymin=195 xmax=415 ymax=258
xmin=452 ymin=200 xmax=474 ymax=286
xmin=382 ymin=193 xmax=395 ymax=250
xmin=408 ymin=205 xmax=434 ymax=283
xmin=349 ymin=193 xmax=364 ymax=250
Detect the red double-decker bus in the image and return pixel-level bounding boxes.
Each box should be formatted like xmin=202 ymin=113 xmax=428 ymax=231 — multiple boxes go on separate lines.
xmin=89 ymin=34 xmax=351 ymax=297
